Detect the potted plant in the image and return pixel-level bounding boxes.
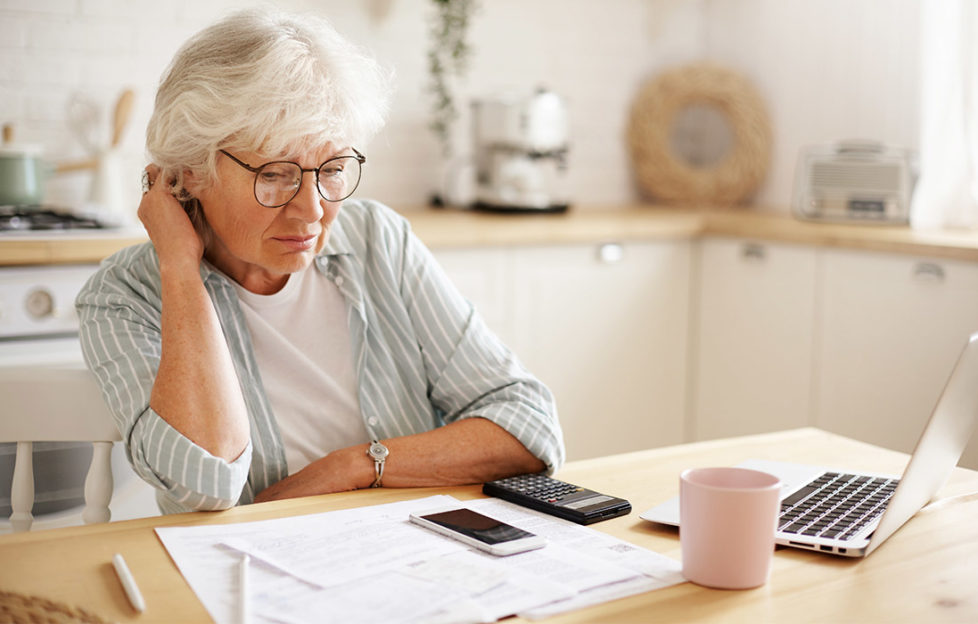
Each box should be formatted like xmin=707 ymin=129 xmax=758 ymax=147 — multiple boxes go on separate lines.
xmin=427 ymin=0 xmax=478 ymax=159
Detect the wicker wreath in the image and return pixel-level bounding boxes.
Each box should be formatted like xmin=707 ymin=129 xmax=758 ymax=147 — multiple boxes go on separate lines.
xmin=627 ymin=63 xmax=772 ymax=205
xmin=0 ymin=590 xmax=109 ymax=624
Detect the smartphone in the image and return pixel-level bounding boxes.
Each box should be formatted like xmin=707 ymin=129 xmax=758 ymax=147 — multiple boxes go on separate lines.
xmin=409 ymin=506 xmax=546 ymax=556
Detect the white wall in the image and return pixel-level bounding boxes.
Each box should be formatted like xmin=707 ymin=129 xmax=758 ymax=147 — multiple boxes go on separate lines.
xmin=703 ymin=0 xmax=922 ymax=210
xmin=0 ymin=0 xmax=702 ymax=220
xmin=0 ymin=0 xmax=921 ymax=218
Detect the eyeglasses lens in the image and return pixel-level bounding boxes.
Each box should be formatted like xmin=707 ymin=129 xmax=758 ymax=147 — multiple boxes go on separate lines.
xmin=252 ymin=157 xmax=362 ymax=207
xmin=254 ymin=163 xmax=301 ymax=207
xmin=317 ymin=156 xmax=361 ymax=203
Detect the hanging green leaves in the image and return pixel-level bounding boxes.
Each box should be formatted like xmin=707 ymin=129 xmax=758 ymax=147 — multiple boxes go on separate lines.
xmin=427 ymin=0 xmax=478 ymax=157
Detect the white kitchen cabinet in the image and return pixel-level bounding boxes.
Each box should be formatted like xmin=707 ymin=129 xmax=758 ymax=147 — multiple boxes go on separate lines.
xmin=815 ymin=249 xmax=978 ymax=469
xmin=691 ymin=238 xmax=818 ymax=441
xmin=428 ymin=246 xmax=517 ymax=348
xmin=434 ymin=241 xmax=691 ymax=461
xmin=433 ymin=233 xmax=978 ymax=470
xmin=510 ymin=241 xmax=691 ymax=461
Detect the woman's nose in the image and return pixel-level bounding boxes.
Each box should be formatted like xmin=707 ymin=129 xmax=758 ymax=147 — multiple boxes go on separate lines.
xmin=287 ymin=173 xmax=325 ymax=221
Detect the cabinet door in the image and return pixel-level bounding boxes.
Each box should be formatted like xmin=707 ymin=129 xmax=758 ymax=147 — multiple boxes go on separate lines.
xmin=511 ymin=241 xmax=691 ymax=460
xmin=816 ymin=249 xmax=978 ymax=469
xmin=692 ymin=238 xmax=817 ymax=441
xmin=431 ymin=247 xmax=517 ymax=349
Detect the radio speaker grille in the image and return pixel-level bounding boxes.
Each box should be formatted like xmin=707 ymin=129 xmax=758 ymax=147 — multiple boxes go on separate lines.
xmin=811 ymin=162 xmax=900 ymax=192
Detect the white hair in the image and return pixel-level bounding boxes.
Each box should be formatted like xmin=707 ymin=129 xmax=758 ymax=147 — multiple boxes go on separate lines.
xmin=146 ymin=8 xmax=392 ymax=203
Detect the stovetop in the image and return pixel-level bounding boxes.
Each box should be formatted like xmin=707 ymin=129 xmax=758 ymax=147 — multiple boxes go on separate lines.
xmin=0 ymin=205 xmax=106 ymax=232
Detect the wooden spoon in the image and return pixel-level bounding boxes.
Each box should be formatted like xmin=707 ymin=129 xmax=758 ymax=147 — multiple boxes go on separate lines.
xmin=110 ymin=88 xmax=135 ymax=148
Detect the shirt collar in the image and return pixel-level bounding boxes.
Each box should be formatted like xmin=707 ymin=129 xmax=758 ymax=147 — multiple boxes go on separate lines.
xmin=320 ymin=209 xmax=354 ymax=257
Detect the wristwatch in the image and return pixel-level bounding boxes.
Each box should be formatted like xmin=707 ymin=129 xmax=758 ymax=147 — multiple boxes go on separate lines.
xmin=366 ymin=440 xmax=389 ymax=488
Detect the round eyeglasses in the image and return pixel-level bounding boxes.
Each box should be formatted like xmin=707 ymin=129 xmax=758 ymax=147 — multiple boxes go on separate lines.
xmin=219 ymin=148 xmax=365 ymax=207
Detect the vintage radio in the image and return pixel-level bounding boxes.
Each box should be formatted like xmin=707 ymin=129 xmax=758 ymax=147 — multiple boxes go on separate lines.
xmin=792 ymin=141 xmax=915 ymax=224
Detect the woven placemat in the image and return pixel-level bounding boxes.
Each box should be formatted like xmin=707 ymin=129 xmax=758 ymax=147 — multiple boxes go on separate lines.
xmin=0 ymin=590 xmax=109 ymax=624
xmin=627 ymin=62 xmax=772 ymax=205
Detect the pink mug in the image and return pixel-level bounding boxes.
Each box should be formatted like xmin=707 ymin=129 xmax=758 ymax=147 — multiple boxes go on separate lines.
xmin=680 ymin=466 xmax=782 ymax=589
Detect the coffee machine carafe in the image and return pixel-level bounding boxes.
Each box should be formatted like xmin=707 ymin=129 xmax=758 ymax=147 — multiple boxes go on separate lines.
xmin=471 ymin=88 xmax=570 ymax=213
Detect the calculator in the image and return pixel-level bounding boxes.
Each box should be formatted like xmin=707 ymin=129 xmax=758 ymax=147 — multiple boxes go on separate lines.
xmin=482 ymin=473 xmax=632 ymax=525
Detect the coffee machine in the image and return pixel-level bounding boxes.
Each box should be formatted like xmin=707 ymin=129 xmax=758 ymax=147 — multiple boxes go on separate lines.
xmin=470 ymin=88 xmax=570 ymax=213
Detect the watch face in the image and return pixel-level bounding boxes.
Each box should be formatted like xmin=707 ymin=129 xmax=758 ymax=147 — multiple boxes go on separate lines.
xmin=368 ymin=441 xmax=389 ymax=460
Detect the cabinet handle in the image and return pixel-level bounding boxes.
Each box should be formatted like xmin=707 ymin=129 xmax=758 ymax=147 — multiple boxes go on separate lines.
xmin=912 ymin=262 xmax=945 ymax=282
xmin=741 ymin=242 xmax=766 ymax=262
xmin=597 ymin=242 xmax=624 ymax=264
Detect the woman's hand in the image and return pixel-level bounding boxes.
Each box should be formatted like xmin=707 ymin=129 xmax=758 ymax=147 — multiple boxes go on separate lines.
xmin=137 ymin=165 xmax=204 ymax=273
xmin=253 ymin=419 xmax=545 ymax=504
xmin=254 ymin=446 xmax=372 ymax=503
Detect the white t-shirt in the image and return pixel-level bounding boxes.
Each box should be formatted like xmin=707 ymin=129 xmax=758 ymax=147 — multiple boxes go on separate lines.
xmin=232 ymin=264 xmax=366 ymax=474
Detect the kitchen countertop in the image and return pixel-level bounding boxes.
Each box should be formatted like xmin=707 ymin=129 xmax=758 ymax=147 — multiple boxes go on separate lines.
xmin=0 ymin=228 xmax=149 ymax=267
xmin=5 ymin=204 xmax=978 ymax=266
xmin=409 ymin=204 xmax=978 ymax=262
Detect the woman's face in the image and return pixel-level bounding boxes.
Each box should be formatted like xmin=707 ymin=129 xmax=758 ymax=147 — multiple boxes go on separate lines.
xmin=193 ymin=144 xmax=345 ymax=295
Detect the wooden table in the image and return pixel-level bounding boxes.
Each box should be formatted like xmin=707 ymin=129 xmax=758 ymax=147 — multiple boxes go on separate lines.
xmin=1 ymin=428 xmax=976 ymax=622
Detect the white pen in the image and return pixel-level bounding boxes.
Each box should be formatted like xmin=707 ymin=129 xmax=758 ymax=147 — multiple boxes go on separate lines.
xmin=112 ymin=553 xmax=146 ymax=613
xmin=239 ymin=553 xmax=250 ymax=624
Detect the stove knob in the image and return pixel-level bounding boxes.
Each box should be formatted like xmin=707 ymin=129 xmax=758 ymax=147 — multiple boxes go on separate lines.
xmin=25 ymin=288 xmax=55 ymax=319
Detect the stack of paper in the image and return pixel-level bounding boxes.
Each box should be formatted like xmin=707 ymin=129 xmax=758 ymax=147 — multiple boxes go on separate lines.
xmin=155 ymin=494 xmax=683 ymax=623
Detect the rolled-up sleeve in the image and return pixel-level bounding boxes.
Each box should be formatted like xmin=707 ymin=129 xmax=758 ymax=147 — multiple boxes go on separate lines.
xmin=395 ymin=221 xmax=566 ymax=472
xmin=76 ymin=246 xmax=251 ymax=512
xmin=128 ymin=407 xmax=252 ymax=512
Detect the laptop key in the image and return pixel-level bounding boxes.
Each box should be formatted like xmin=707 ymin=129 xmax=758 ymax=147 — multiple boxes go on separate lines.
xmin=783 ymin=522 xmax=809 ymax=534
xmin=782 ymin=485 xmax=820 ymax=507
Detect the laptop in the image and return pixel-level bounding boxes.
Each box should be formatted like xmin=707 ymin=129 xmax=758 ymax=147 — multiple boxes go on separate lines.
xmin=641 ymin=331 xmax=978 ymax=558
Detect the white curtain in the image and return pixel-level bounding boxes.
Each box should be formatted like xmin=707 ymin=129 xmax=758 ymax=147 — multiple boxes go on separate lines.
xmin=911 ymin=0 xmax=978 ymax=229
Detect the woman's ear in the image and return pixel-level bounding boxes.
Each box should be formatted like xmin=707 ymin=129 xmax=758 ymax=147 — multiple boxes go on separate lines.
xmin=182 ymin=196 xmax=213 ymax=247
xmin=181 ymin=169 xmax=201 ymax=197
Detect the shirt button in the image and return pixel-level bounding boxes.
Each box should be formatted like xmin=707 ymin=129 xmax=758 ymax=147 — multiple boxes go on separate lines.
xmin=335 ymin=276 xmax=344 ymax=286
xmin=368 ymin=417 xmax=379 ymax=426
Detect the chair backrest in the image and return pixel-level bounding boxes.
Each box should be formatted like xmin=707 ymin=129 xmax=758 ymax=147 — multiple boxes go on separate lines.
xmin=0 ymin=364 xmax=120 ymax=532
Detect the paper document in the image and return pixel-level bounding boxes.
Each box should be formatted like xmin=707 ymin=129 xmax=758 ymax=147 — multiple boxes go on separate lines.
xmin=155 ymin=494 xmax=683 ymax=624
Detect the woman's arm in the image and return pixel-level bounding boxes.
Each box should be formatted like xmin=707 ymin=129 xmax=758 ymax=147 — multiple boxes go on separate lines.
xmin=140 ymin=169 xmax=250 ymax=462
xmin=79 ymin=169 xmax=255 ymax=513
xmin=254 ymin=203 xmax=560 ymax=503
xmin=254 ymin=416 xmax=543 ymax=502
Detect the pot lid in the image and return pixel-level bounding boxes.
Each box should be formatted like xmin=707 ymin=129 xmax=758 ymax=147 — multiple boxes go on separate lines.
xmin=0 ymin=144 xmax=44 ymax=158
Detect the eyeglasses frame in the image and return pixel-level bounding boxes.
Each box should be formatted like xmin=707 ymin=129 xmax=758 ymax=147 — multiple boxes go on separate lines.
xmin=219 ymin=148 xmax=366 ymax=207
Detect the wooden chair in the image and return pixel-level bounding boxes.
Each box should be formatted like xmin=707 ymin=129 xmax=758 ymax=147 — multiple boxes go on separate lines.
xmin=0 ymin=365 xmax=120 ymax=532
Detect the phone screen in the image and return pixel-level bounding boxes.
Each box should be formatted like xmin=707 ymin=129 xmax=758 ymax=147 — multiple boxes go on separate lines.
xmin=419 ymin=508 xmax=536 ymax=545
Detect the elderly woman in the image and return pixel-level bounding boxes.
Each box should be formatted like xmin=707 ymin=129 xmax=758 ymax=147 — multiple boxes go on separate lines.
xmin=76 ymin=9 xmax=563 ymax=514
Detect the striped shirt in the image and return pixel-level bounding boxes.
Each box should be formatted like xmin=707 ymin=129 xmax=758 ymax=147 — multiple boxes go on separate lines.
xmin=76 ymin=199 xmax=564 ymax=514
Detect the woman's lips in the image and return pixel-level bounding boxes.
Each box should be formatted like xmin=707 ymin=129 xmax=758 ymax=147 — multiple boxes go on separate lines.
xmin=273 ymin=234 xmax=318 ymax=251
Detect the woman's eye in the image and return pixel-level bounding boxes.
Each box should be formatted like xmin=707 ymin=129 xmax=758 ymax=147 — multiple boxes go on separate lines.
xmin=260 ymin=171 xmax=292 ymax=183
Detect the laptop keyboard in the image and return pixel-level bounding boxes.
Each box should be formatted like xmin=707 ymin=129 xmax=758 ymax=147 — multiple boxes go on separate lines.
xmin=778 ymin=472 xmax=899 ymax=541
